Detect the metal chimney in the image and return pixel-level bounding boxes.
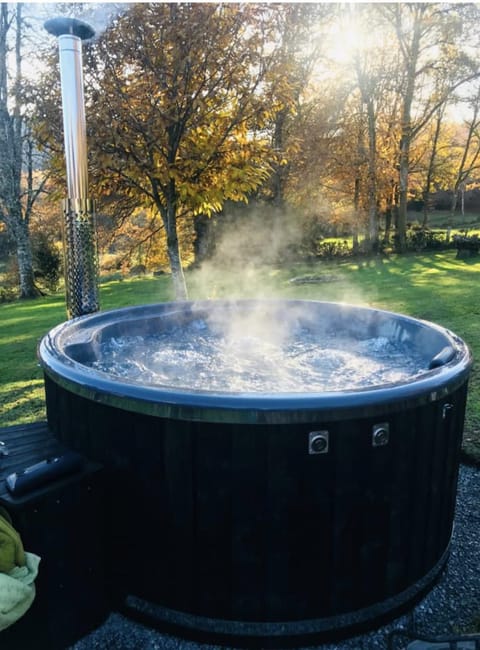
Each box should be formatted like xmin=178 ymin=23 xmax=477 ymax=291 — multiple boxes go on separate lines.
xmin=44 ymin=17 xmax=99 ymax=319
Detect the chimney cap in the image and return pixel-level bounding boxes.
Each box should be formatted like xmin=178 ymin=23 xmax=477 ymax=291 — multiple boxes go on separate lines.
xmin=44 ymin=17 xmax=95 ymax=41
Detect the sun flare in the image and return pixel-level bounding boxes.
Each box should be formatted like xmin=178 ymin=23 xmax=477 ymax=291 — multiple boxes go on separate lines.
xmin=328 ymin=26 xmax=359 ymax=63
xmin=326 ymin=16 xmax=374 ymax=65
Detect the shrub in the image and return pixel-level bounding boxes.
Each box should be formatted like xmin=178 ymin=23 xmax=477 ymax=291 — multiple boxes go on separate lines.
xmin=452 ymin=234 xmax=480 ymax=258
xmin=0 ymin=286 xmax=17 ymax=303
xmin=32 ymin=234 xmax=62 ymax=292
xmin=405 ymin=228 xmax=449 ymax=252
xmin=316 ymin=240 xmax=351 ymax=259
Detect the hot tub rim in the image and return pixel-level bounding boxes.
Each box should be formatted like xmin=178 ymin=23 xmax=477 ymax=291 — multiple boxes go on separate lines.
xmin=38 ymin=300 xmax=472 ymax=424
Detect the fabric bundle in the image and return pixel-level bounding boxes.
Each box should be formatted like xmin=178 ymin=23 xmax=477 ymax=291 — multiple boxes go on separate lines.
xmin=0 ymin=506 xmax=40 ymax=631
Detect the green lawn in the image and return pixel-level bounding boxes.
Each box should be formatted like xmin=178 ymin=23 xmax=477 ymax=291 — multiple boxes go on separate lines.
xmin=415 ymin=209 xmax=480 ymax=231
xmin=1 ymin=250 xmax=480 ymax=463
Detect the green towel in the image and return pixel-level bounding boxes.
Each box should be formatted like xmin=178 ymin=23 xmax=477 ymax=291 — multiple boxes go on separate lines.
xmin=0 ymin=507 xmax=40 ymax=630
xmin=0 ymin=552 xmax=40 ymax=631
xmin=0 ymin=508 xmax=26 ymax=573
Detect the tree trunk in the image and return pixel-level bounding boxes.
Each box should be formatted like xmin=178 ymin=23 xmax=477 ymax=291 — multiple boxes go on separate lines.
xmin=397 ymin=133 xmax=409 ymax=252
xmin=193 ymin=212 xmax=217 ymax=267
xmin=446 ymin=190 xmax=459 ymax=243
xmin=384 ymin=208 xmax=392 ymax=243
xmin=352 ymin=177 xmax=360 ymax=253
xmin=422 ymin=194 xmax=430 ymax=228
xmin=366 ymin=98 xmax=378 ymax=250
xmin=383 ymin=181 xmax=395 ymax=243
xmin=167 ymin=237 xmax=188 ymax=300
xmin=0 ymin=4 xmax=39 ymax=299
xmin=153 ymin=173 xmax=188 ymax=299
xmin=422 ymin=107 xmax=444 ymax=228
xmin=395 ymin=6 xmax=423 ymax=253
xmin=271 ymin=108 xmax=288 ymax=208
xmin=13 ymin=215 xmax=37 ymax=298
xmin=354 ymin=61 xmax=378 ymax=254
xmin=163 ymin=192 xmax=187 ymax=300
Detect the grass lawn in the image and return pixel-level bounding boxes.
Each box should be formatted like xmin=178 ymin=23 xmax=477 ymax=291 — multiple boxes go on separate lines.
xmin=416 ymin=209 xmax=480 ymax=231
xmin=1 ymin=249 xmax=480 ymax=463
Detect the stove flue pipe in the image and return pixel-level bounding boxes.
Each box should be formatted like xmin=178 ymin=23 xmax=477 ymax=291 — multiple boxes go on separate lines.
xmin=44 ymin=17 xmax=99 ymax=319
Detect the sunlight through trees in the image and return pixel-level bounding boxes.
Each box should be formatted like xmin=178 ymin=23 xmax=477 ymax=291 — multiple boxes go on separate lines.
xmin=2 ymin=2 xmax=480 ymax=298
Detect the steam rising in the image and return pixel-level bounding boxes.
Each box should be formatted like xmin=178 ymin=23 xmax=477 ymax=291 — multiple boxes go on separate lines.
xmin=189 ymin=207 xmax=313 ymax=299
xmin=76 ymin=3 xmax=131 ymax=39
xmin=94 ymin=204 xmax=420 ymax=393
xmin=89 ymin=301 xmax=426 ymax=393
xmin=34 ymin=3 xmax=130 ymax=40
xmin=188 ymin=205 xmax=370 ymax=308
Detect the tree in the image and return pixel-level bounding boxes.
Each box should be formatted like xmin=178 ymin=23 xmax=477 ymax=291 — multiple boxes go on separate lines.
xmin=280 ymin=84 xmax=351 ymax=236
xmin=382 ymin=3 xmax=479 ymax=251
xmin=299 ymin=4 xmax=400 ymax=251
xmin=265 ymin=4 xmax=332 ymax=208
xmin=420 ymin=104 xmax=446 ymax=227
xmin=351 ymin=4 xmax=412 ymax=251
xmin=445 ymin=87 xmax=480 ymax=236
xmin=34 ymin=2 xmax=480 ymax=272
xmin=0 ymin=3 xmax=47 ymax=298
xmin=76 ymin=3 xmax=285 ymax=299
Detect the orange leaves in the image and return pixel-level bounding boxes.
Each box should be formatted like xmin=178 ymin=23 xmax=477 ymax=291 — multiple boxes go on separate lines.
xmin=82 ymin=3 xmax=290 ymax=226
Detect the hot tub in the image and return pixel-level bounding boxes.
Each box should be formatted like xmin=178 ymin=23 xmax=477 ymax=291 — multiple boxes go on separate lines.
xmin=38 ymin=300 xmax=472 ymax=643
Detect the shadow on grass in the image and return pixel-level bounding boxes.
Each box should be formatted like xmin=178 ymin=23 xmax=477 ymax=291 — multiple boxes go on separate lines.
xmin=0 ymin=381 xmax=46 ymax=427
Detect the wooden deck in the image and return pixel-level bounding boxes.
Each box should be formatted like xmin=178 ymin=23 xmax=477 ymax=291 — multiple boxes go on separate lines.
xmin=0 ymin=421 xmax=109 ymax=650
xmin=0 ymin=422 xmax=62 ymax=501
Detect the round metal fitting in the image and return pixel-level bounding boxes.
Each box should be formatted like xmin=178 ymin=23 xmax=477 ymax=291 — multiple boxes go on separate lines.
xmin=372 ymin=424 xmax=389 ymax=447
xmin=309 ymin=431 xmax=329 ymax=455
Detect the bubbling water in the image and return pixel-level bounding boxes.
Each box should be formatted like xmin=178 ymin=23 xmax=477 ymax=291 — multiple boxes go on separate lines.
xmin=88 ymin=317 xmax=426 ymax=393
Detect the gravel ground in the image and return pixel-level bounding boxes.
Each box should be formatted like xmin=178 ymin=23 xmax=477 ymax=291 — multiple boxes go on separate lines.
xmin=71 ymin=464 xmax=480 ymax=650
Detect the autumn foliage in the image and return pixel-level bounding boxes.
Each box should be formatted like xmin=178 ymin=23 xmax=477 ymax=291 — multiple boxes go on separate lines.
xmin=20 ymin=3 xmax=480 ymax=299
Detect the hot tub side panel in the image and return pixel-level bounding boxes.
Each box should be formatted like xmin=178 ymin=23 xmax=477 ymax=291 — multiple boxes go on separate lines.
xmin=43 ymin=374 xmax=467 ymax=633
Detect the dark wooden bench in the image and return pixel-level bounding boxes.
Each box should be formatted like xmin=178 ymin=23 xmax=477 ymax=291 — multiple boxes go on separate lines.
xmin=453 ymin=234 xmax=480 ymax=258
xmin=0 ymin=422 xmax=109 ymax=650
